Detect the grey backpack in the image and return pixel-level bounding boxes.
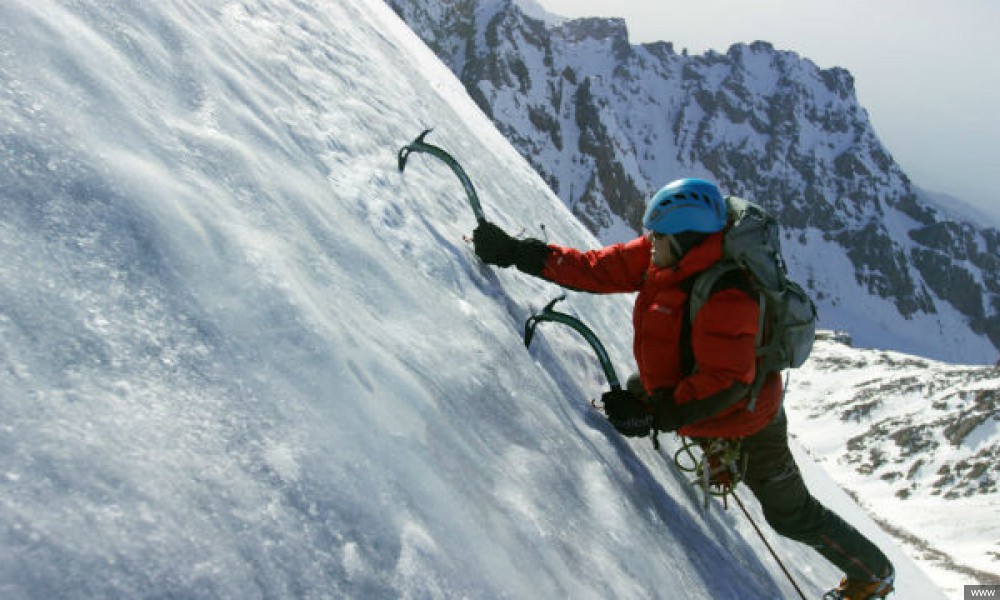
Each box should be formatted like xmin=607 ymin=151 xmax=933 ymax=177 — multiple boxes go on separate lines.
xmin=687 ymin=196 xmax=817 ymax=408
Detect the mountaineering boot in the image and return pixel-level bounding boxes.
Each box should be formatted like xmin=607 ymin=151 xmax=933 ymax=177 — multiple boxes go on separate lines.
xmin=822 ymin=564 xmax=894 ymax=599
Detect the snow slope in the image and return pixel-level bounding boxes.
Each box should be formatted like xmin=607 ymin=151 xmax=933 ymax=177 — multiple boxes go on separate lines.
xmin=1 ymin=0 xmax=942 ymax=597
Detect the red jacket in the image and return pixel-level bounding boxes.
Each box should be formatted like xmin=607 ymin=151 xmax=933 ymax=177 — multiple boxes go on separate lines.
xmin=541 ymin=233 xmax=781 ymax=438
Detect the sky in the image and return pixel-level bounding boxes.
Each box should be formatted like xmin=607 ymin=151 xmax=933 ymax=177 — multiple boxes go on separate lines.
xmin=533 ymin=0 xmax=1000 ymax=226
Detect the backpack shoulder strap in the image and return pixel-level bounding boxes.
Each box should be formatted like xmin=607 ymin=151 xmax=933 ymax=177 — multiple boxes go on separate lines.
xmin=688 ymin=261 xmax=759 ymax=323
xmin=681 ymin=263 xmax=758 ymax=377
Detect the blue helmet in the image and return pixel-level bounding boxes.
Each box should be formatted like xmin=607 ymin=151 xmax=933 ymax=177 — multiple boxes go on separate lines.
xmin=642 ymin=178 xmax=727 ymax=235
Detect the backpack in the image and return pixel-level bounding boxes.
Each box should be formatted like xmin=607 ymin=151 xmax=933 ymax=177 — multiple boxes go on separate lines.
xmin=686 ymin=196 xmax=817 ymax=409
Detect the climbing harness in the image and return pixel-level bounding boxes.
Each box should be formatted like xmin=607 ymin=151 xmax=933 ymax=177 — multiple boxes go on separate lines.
xmin=671 ymin=436 xmax=806 ymax=600
xmin=672 ymin=437 xmax=745 ymax=511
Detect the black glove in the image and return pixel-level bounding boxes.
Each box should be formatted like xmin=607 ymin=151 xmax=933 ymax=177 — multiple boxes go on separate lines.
xmin=602 ymin=389 xmax=653 ymax=438
xmin=650 ymin=388 xmax=684 ymax=432
xmin=472 ymin=221 xmax=550 ymax=275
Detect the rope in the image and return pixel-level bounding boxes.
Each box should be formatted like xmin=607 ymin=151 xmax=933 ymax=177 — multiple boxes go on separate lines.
xmin=732 ymin=491 xmax=808 ymax=600
xmin=672 ymin=436 xmax=807 ymax=600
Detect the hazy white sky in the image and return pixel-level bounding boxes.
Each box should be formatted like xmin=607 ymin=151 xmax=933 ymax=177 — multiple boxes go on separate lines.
xmin=534 ymin=0 xmax=1000 ymax=224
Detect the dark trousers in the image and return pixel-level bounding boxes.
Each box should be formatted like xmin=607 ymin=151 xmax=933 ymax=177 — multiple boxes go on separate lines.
xmin=740 ymin=409 xmax=892 ymax=580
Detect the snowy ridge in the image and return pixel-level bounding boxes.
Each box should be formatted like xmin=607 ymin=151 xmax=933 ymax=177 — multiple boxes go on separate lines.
xmin=0 ymin=0 xmax=948 ymax=598
xmin=387 ymin=0 xmax=1000 ymax=365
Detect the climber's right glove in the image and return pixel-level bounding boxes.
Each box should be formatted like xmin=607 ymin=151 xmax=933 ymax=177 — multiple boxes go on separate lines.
xmin=472 ymin=221 xmax=550 ymax=276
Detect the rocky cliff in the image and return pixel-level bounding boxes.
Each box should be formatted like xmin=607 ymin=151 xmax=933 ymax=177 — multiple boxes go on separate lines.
xmin=388 ymin=0 xmax=1000 ymax=364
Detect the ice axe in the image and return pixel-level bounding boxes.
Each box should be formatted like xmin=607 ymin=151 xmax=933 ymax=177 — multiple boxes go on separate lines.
xmin=397 ymin=129 xmax=486 ymax=224
xmin=523 ymin=294 xmax=621 ymax=392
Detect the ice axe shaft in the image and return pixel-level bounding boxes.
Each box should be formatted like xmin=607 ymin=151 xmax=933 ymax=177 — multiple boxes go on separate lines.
xmin=524 ymin=294 xmax=621 ymax=392
xmin=397 ymin=129 xmax=486 ymax=224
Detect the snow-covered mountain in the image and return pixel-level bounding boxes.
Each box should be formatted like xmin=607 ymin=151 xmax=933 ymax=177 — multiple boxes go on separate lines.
xmin=387 ymin=0 xmax=1000 ymax=366
xmin=787 ymin=333 xmax=1000 ymax=592
xmin=0 ymin=0 xmax=972 ymax=597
